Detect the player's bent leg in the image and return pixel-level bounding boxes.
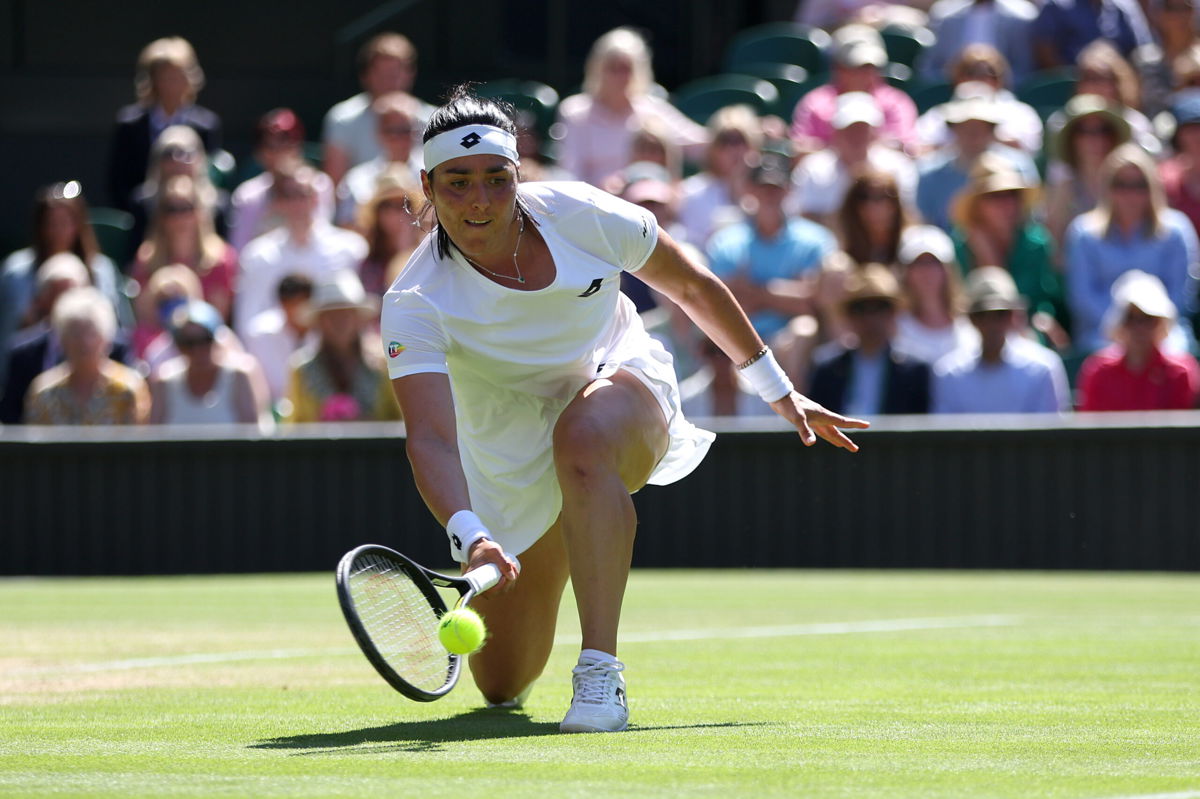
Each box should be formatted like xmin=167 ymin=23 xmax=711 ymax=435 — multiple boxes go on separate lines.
xmin=552 ymin=369 xmax=668 ymax=732
xmin=467 ymin=518 xmax=569 ymax=707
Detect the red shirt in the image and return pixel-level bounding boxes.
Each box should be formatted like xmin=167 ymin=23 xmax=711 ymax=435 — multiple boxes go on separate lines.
xmin=1077 ymin=345 xmax=1200 ymax=411
xmin=1158 ymin=157 xmax=1200 ymax=240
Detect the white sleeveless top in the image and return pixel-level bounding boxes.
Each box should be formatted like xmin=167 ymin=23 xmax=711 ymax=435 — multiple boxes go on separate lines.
xmin=159 ymin=358 xmax=242 ymax=425
xmin=381 ymin=181 xmax=714 ymax=559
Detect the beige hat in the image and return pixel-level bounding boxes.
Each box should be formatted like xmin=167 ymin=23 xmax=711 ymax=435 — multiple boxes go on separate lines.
xmin=357 ymin=166 xmax=422 ymax=231
xmin=841 ymin=263 xmax=902 ymax=310
xmin=1053 ymin=94 xmax=1132 ymax=165
xmin=950 ymin=152 xmax=1040 ymax=229
xmin=965 ymin=266 xmax=1024 ymax=314
xmin=305 ymin=270 xmax=379 ymax=324
xmin=943 ymin=81 xmax=1003 ymax=126
xmin=832 ymin=24 xmax=888 ymax=69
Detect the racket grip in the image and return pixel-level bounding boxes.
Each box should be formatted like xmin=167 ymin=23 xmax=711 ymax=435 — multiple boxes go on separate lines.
xmin=463 ymin=555 xmax=521 ymax=594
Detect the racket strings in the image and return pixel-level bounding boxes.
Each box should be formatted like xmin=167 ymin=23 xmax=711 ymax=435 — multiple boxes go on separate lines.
xmin=347 ymin=554 xmax=453 ymax=692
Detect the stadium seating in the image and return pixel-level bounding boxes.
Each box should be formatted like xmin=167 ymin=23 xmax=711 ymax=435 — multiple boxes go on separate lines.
xmin=672 ymin=74 xmax=780 ymax=124
xmin=880 ymin=26 xmax=935 ymax=70
xmin=475 ymin=78 xmax=561 ymax=137
xmin=723 ymin=23 xmax=832 ymax=75
xmin=87 ymin=206 xmax=136 ymax=268
xmin=1016 ymin=68 xmax=1078 ymax=121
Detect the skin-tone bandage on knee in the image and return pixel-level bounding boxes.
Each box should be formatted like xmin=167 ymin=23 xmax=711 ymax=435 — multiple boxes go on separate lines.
xmin=423 ymin=125 xmax=520 ymax=172
xmin=737 ymin=347 xmax=794 ymax=403
xmin=447 ymin=510 xmax=493 ymax=561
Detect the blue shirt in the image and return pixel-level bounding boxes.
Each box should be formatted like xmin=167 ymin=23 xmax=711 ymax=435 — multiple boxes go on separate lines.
xmin=705 ymin=217 xmax=835 ymax=340
xmin=933 ymin=338 xmax=1070 ymax=413
xmin=845 ymin=350 xmax=886 ymax=417
xmin=1033 ymin=0 xmax=1153 ymax=64
xmin=916 ymin=145 xmax=1039 ymax=232
xmin=1064 ymin=210 xmax=1199 ymax=353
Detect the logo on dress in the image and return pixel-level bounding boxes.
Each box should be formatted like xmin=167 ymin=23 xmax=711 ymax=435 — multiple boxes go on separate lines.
xmin=578 ymin=278 xmax=603 ymax=298
xmin=387 ymin=341 xmax=405 ymax=358
xmin=460 ymin=132 xmax=482 ymax=148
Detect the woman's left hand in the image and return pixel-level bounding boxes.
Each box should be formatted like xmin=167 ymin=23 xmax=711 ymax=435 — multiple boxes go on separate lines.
xmin=769 ymin=391 xmax=870 ymax=452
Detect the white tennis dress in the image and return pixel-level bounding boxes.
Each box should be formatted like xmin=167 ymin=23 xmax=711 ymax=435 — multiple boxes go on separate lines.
xmin=381 ymin=181 xmax=714 ymax=559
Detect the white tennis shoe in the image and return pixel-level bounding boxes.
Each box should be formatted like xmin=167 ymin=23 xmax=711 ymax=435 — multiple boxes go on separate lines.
xmin=559 ymin=655 xmax=628 ymax=733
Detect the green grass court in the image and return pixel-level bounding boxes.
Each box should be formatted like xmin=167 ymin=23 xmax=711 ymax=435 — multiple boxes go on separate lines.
xmin=2 ymin=571 xmax=1198 ymax=798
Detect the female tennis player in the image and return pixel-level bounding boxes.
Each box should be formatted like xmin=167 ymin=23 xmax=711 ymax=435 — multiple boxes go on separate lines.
xmin=381 ymin=88 xmax=868 ymax=733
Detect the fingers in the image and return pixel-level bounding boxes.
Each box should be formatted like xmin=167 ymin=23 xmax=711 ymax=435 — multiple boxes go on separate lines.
xmin=812 ymin=423 xmax=860 ymax=453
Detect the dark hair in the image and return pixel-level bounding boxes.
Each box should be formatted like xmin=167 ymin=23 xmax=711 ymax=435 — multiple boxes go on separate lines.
xmin=276 ymin=273 xmax=314 ymax=302
xmin=422 ymin=86 xmax=534 ymax=259
xmin=32 ymin=183 xmax=100 ymax=279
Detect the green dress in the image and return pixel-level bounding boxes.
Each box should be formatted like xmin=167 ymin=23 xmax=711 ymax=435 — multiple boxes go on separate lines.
xmin=951 ymin=221 xmax=1068 ymax=327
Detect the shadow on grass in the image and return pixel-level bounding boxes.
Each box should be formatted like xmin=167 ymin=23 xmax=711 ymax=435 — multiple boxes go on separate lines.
xmin=250 ymin=708 xmax=769 ymax=755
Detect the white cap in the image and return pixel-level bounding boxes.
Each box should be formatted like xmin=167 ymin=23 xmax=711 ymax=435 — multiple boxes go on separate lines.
xmin=898 ymin=225 xmax=956 ymax=265
xmin=832 ymin=91 xmax=883 ymax=130
xmin=304 ymin=270 xmax=379 ymax=323
xmin=1102 ymin=270 xmax=1176 ymax=338
xmin=943 ymin=81 xmax=1003 ymax=126
xmin=832 ymin=24 xmax=888 ymax=69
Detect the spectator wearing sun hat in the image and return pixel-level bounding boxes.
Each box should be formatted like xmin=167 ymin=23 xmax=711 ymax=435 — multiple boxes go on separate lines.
xmin=285 ymin=270 xmax=400 ymax=423
xmin=790 ymin=24 xmax=920 ymax=156
xmin=789 ymin=92 xmax=918 ymax=226
xmin=893 ymin=225 xmax=981 ymax=365
xmin=228 ymin=108 xmax=336 ymax=252
xmin=808 ymin=263 xmax=932 ymax=415
xmin=950 ymin=152 xmax=1067 ymax=347
xmin=915 ymin=82 xmax=1039 ymax=231
xmin=933 ymin=267 xmax=1071 ymax=413
xmin=1076 ymin=270 xmax=1200 ymax=409
xmin=1157 ymin=89 xmax=1200 ymax=239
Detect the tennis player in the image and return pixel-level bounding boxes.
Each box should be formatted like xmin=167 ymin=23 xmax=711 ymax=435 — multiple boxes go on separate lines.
xmin=381 ymin=87 xmax=868 ymax=733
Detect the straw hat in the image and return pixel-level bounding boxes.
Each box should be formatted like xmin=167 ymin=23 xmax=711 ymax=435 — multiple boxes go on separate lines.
xmin=1052 ymin=94 xmax=1132 ymax=164
xmin=950 ymin=152 xmax=1040 ymax=229
xmin=965 ymin=267 xmax=1024 ymax=314
xmin=840 ymin=263 xmax=902 ymax=310
xmin=356 ymin=166 xmax=422 ymax=231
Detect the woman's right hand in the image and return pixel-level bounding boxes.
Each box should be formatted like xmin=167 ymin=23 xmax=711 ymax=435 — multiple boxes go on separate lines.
xmin=466 ymin=538 xmax=520 ymax=592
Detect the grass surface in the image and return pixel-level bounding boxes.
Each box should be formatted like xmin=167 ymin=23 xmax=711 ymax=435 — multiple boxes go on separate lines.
xmin=2 ymin=571 xmax=1198 ymax=798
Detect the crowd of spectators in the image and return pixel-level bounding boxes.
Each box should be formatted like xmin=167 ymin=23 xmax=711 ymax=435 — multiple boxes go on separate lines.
xmin=4 ymin=7 xmax=1200 ymax=428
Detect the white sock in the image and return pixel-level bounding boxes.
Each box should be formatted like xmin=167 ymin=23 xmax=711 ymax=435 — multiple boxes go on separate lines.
xmin=579 ymin=648 xmax=618 ymax=664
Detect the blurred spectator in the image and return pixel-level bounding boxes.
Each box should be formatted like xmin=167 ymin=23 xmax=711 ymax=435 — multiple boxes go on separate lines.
xmin=678 ymin=105 xmax=761 ymax=250
xmin=704 ymin=154 xmax=836 ymax=412
xmin=0 ymin=255 xmax=133 ymax=424
xmin=950 ymin=153 xmax=1068 ymax=347
xmin=916 ymin=45 xmax=1044 ymax=153
xmin=24 ymin=287 xmax=149 ymax=425
xmin=322 ymin=33 xmax=432 ymax=186
xmin=285 ymin=271 xmax=401 ymax=423
xmin=128 ymin=125 xmax=229 ymax=249
xmin=243 ymin=274 xmax=315 ymax=407
xmin=1045 ymin=94 xmax=1133 ymax=246
xmin=1065 ymin=143 xmax=1199 ymax=354
xmin=808 ymin=263 xmax=932 ymax=414
xmin=107 ymin=37 xmax=221 ymax=213
xmin=132 ymin=263 xmax=201 ymax=365
xmin=915 ymin=84 xmax=1040 ymax=230
xmin=920 ymin=0 xmax=1038 ymax=84
xmin=229 ymin=109 xmax=336 ymax=252
xmin=790 ymin=24 xmax=919 ymax=156
xmin=1132 ymin=0 xmax=1200 ymax=115
xmin=796 ymin=0 xmax=933 ymax=30
xmin=1032 ymin=0 xmax=1154 ymax=69
xmin=356 ymin=168 xmax=426 ymax=296
xmin=132 ymin=175 xmax=237 ymax=322
xmin=0 ymin=182 xmax=127 ymax=392
xmin=1045 ymin=41 xmax=1161 ymax=156
xmin=619 ymin=176 xmax=681 ymax=314
xmin=336 ymin=93 xmax=423 ymax=227
xmin=149 ymin=300 xmax=267 ymax=426
xmin=235 ymin=165 xmax=367 ymax=334
xmin=1157 ymin=89 xmax=1200 ymax=236
xmin=555 ymin=27 xmax=707 ymax=187
xmin=607 ymin=118 xmax=685 ymax=191
xmin=511 ymin=109 xmax=572 ymax=183
xmin=789 ymin=92 xmax=917 ymax=226
xmin=933 ymin=267 xmax=1071 ymax=412
xmin=1077 ymin=270 xmax=1200 ymax=408
xmin=893 ymin=225 xmax=980 ymax=363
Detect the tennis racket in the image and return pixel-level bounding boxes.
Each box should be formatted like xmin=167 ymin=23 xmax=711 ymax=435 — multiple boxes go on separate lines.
xmin=336 ymin=544 xmax=514 ymax=702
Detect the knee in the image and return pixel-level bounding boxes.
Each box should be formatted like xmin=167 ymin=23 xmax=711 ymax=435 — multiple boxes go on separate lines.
xmin=552 ymin=413 xmax=615 ymax=481
xmin=471 ymin=653 xmax=541 ymax=705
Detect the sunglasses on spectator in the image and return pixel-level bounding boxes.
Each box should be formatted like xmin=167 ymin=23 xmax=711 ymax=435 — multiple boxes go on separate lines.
xmin=1075 ymin=123 xmax=1114 ymax=137
xmin=846 ymin=298 xmax=896 ymax=315
xmin=162 ymin=202 xmax=196 ymax=215
xmin=714 ymin=132 xmax=748 ymax=147
xmin=963 ymin=63 xmax=1000 ymax=79
xmin=275 ymin=187 xmax=312 ymax=200
xmin=1111 ymin=178 xmax=1149 ymax=191
xmin=176 ymin=333 xmax=214 ymax=349
xmin=1124 ymin=310 xmax=1161 ymax=326
xmin=859 ymin=190 xmax=896 ymax=203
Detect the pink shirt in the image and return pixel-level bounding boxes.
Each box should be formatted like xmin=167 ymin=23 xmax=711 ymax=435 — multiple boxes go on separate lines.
xmin=790 ymin=83 xmax=919 ymax=154
xmin=1077 ymin=345 xmax=1200 ymax=411
xmin=1159 ymin=156 xmax=1200 ymax=240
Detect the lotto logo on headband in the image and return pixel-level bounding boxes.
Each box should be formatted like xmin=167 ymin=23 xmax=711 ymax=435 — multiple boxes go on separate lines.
xmin=460 ymin=132 xmax=481 ymax=148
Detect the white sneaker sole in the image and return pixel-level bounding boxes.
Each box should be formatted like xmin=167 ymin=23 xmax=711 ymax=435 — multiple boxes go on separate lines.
xmin=559 ymin=717 xmax=629 ymax=733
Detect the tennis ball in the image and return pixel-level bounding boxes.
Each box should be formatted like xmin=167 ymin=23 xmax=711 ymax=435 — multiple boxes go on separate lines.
xmin=438 ymin=608 xmax=487 ymax=655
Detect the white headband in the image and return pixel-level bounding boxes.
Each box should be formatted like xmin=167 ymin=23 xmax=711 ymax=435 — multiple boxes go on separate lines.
xmin=423 ymin=125 xmax=520 ymax=172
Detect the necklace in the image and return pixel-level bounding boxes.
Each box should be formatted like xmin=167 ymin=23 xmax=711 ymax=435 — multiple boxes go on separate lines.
xmin=464 ymin=212 xmax=526 ymax=284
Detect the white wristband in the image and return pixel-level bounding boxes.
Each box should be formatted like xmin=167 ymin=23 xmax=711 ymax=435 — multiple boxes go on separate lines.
xmin=739 ymin=348 xmax=794 ymax=403
xmin=446 ymin=510 xmax=492 ymax=562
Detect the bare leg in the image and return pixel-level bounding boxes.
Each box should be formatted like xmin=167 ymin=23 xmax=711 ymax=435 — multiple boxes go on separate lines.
xmin=467 ymin=520 xmax=569 ymax=705
xmin=552 ymin=370 xmax=669 ymax=657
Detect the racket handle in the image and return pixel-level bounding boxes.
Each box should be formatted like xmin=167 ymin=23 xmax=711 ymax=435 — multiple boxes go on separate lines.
xmin=463 ymin=555 xmax=521 ymax=594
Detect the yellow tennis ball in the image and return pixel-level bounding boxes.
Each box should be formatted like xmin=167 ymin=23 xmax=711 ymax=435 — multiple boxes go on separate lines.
xmin=438 ymin=608 xmax=487 ymax=655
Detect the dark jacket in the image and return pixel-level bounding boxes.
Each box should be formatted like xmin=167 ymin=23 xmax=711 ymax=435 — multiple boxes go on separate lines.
xmin=106 ymin=103 xmax=222 ymax=211
xmin=808 ymin=343 xmax=931 ymax=415
xmin=0 ymin=325 xmax=133 ymax=424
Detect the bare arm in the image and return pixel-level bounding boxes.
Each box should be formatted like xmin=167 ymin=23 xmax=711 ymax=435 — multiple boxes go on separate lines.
xmin=322 ymin=143 xmax=350 ymax=187
xmin=391 ymin=372 xmax=518 ymax=584
xmin=636 ymin=229 xmax=869 ymax=451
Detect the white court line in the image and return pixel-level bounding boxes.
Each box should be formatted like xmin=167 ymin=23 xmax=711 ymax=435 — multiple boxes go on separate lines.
xmin=1088 ymin=792 xmax=1200 ymax=799
xmin=9 ymin=615 xmax=1020 ymax=676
